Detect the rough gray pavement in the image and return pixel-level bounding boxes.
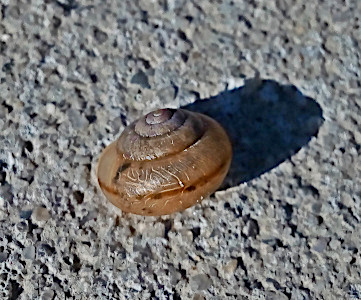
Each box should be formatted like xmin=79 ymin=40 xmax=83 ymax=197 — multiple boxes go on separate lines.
xmin=0 ymin=0 xmax=360 ymax=299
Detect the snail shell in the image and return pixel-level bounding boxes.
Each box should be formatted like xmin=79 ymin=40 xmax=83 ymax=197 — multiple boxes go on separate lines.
xmin=97 ymin=108 xmax=232 ymax=216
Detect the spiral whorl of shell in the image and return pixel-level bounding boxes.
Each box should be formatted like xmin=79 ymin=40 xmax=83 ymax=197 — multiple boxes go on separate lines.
xmin=97 ymin=108 xmax=232 ymax=216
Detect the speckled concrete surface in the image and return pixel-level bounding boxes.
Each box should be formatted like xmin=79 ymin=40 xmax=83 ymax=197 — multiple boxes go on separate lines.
xmin=0 ymin=0 xmax=360 ymax=299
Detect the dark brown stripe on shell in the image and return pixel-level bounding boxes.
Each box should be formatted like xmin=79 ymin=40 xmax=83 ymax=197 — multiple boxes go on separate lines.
xmin=99 ymin=159 xmax=228 ymax=206
xmin=113 ymin=163 xmax=131 ymax=182
xmin=144 ymin=158 xmax=228 ymax=201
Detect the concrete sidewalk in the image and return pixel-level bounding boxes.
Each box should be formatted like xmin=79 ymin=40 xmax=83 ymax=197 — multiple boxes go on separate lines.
xmin=0 ymin=1 xmax=360 ymax=299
